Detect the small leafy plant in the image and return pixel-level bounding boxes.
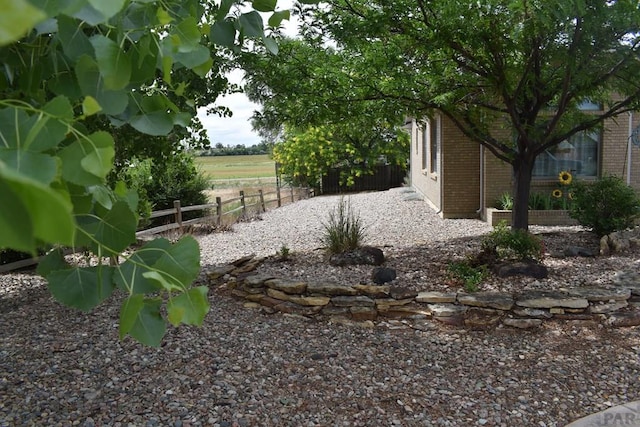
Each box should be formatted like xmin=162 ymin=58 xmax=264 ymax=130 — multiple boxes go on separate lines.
xmin=321 ymin=197 xmax=366 ymax=254
xmin=495 ymin=192 xmax=514 ymax=210
xmin=569 ymin=176 xmax=640 ymax=237
xmin=278 ymin=244 xmax=291 ymax=261
xmin=447 ymin=261 xmax=488 ymax=292
xmin=481 ymin=221 xmax=543 ymax=262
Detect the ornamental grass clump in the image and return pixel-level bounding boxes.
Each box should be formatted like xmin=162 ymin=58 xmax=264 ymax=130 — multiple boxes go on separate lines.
xmin=321 ymin=197 xmax=366 ymax=254
xmin=569 ymin=175 xmax=640 ymax=237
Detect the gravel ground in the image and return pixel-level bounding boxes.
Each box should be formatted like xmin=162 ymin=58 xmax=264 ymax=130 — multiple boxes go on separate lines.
xmin=1 ymin=188 xmax=639 ymax=427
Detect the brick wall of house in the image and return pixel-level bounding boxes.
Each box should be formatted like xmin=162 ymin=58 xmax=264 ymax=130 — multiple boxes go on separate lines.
xmin=601 ymin=113 xmax=640 ymax=193
xmin=409 ymin=120 xmax=442 ymax=211
xmin=440 ymin=119 xmax=481 ymax=218
xmin=410 ymin=111 xmax=640 ymax=220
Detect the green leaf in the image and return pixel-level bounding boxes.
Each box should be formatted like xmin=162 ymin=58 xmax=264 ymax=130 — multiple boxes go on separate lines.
xmin=59 ymin=130 xmax=115 ymax=185
xmin=216 ymin=0 xmax=234 ymax=20
xmin=0 ymin=107 xmax=29 ymax=149
xmin=252 ymin=0 xmax=277 ymax=12
xmin=268 ymin=10 xmax=290 ymax=28
xmin=76 ymin=200 xmax=137 ymax=255
xmin=46 ymin=265 xmax=115 ymax=312
xmin=0 ymin=0 xmax=46 ymax=46
xmin=87 ymin=0 xmax=126 ymax=21
xmin=129 ymin=111 xmax=174 ymax=136
xmin=43 ymin=95 xmax=75 ymax=120
xmin=174 ymin=17 xmax=202 ymax=53
xmin=262 ymin=36 xmax=278 ymax=55
xmin=37 ymin=248 xmax=71 ymax=277
xmin=119 ymin=294 xmax=144 ymax=338
xmin=161 ymin=55 xmax=173 ymax=84
xmin=82 ymin=96 xmax=102 ymax=116
xmin=88 ymin=184 xmax=113 ymax=209
xmin=75 ymin=55 xmax=128 ymax=115
xmin=57 ymin=15 xmax=94 ymax=62
xmin=90 ymin=35 xmax=132 ymax=91
xmin=151 ymin=236 xmax=200 ymax=287
xmin=0 ymin=103 xmax=70 ymax=153
xmin=157 ymin=8 xmax=173 ymax=25
xmin=0 ymin=149 xmax=57 ymax=185
xmin=114 ymin=238 xmax=172 ymax=294
xmin=80 ymin=132 xmax=115 ymax=178
xmin=192 ymin=57 xmax=213 ymax=77
xmin=174 ymin=45 xmax=211 ymax=69
xmin=238 ymin=11 xmax=264 ymax=38
xmin=167 ymin=286 xmax=210 ymax=326
xmin=210 ymin=20 xmax=236 ymax=47
xmin=0 ymin=166 xmax=75 ymax=252
xmin=120 ymin=296 xmax=166 ymax=347
xmin=142 ymin=271 xmax=183 ymax=292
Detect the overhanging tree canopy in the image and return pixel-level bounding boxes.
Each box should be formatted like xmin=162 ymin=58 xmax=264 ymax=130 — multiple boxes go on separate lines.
xmin=304 ymin=0 xmax=640 ymax=229
xmin=240 ymin=37 xmax=410 ymax=186
xmin=0 ymin=0 xmax=292 ymax=346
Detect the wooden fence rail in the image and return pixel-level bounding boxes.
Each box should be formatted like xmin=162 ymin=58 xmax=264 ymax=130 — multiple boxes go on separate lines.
xmin=0 ymin=186 xmax=313 ymax=273
xmin=134 ymin=185 xmax=313 ymax=237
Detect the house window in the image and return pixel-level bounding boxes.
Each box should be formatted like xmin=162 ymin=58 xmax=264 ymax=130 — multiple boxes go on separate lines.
xmin=421 ymin=123 xmax=428 ymax=170
xmin=533 ymin=129 xmax=600 ymax=178
xmin=430 ymin=115 xmax=440 ymax=174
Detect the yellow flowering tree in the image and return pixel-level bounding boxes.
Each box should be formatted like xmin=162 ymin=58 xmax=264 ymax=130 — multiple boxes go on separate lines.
xmin=273 ymin=125 xmax=409 ymax=188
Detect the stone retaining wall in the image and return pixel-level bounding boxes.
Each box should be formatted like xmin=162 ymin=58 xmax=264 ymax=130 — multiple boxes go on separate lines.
xmin=208 ymin=258 xmax=640 ymax=329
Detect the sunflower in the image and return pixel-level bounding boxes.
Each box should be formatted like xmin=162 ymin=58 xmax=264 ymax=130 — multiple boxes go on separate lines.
xmin=558 ymin=170 xmax=573 ymax=185
xmin=552 ymin=189 xmax=563 ymax=198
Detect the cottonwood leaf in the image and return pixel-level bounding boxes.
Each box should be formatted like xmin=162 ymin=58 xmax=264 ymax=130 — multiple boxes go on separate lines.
xmin=47 ymin=265 xmax=115 ymax=312
xmin=75 ymin=200 xmax=137 ymax=255
xmin=0 ymin=166 xmax=75 ymax=252
xmin=115 ymin=238 xmax=172 ymax=294
xmin=210 ymin=20 xmax=235 ymax=47
xmin=239 ymin=11 xmax=263 ymax=38
xmin=119 ymin=296 xmax=166 ymax=347
xmin=268 ymin=10 xmax=290 ymax=28
xmin=90 ymin=35 xmax=132 ymax=91
xmin=167 ymin=286 xmax=210 ymax=327
xmin=252 ymin=0 xmax=277 ymax=12
xmin=0 ymin=0 xmax=46 ymax=46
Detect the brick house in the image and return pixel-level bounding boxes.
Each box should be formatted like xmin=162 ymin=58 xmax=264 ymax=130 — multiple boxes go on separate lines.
xmin=407 ymin=109 xmax=640 ymax=222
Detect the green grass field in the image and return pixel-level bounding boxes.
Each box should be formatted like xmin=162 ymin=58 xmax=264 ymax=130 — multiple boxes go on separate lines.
xmin=196 ymin=154 xmax=276 ymax=180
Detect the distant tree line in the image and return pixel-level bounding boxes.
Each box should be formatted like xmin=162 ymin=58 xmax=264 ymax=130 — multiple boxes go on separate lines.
xmin=201 ymin=142 xmax=272 ymax=156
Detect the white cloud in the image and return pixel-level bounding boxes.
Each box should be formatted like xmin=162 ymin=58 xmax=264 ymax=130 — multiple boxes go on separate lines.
xmin=198 ymin=0 xmax=301 ymax=147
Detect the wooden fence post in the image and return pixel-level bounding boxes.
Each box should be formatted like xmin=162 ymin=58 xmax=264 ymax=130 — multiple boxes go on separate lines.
xmin=216 ymin=196 xmax=222 ymax=225
xmin=290 ymin=186 xmax=294 ymax=202
xmin=277 ymin=185 xmax=282 ymax=207
xmin=259 ymin=189 xmax=266 ymax=212
xmin=173 ymin=200 xmax=182 ymax=229
xmin=240 ymin=190 xmax=246 ymax=217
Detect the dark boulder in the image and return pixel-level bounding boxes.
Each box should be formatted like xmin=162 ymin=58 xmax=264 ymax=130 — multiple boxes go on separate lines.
xmin=372 ymin=267 xmax=397 ymax=284
xmin=329 ymin=246 xmax=385 ymax=266
xmin=496 ymin=261 xmax=548 ymax=279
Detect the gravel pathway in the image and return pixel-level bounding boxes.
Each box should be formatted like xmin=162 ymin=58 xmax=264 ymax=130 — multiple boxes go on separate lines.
xmin=1 ymin=188 xmax=639 ymax=427
xmin=197 ymin=188 xmax=492 ymax=265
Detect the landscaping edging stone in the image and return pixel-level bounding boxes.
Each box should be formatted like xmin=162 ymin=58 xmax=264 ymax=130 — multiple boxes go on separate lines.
xmin=209 ymin=256 xmax=640 ymax=330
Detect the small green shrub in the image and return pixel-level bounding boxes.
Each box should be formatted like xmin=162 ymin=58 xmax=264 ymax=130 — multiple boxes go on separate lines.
xmin=278 ymin=244 xmax=291 ymax=260
xmin=569 ymin=176 xmax=640 ymax=237
xmin=495 ymin=192 xmax=514 ymax=210
xmin=321 ymin=197 xmax=366 ymax=254
xmin=481 ymin=221 xmax=543 ymax=261
xmin=447 ymin=261 xmax=488 ymax=292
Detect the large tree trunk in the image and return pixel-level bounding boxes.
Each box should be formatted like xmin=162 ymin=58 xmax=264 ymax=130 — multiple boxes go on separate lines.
xmin=511 ymin=155 xmax=534 ymax=231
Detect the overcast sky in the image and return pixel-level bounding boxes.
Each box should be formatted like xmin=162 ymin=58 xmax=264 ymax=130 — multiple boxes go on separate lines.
xmin=197 ymin=1 xmax=299 ymax=147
